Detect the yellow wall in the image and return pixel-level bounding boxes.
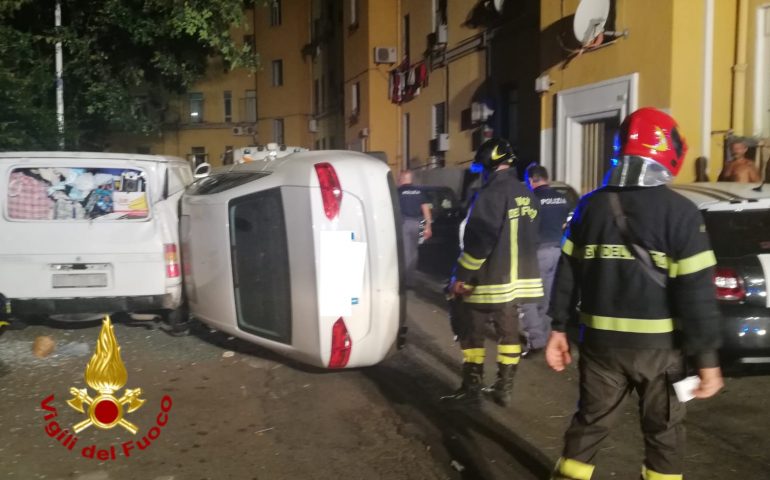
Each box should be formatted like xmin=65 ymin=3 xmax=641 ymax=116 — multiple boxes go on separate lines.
xmin=395 ymin=0 xmax=486 ymax=169
xmin=254 ymin=0 xmax=313 ymax=149
xmin=343 ymin=0 xmax=400 ymax=168
xmin=446 ymin=53 xmax=485 ymax=166
xmin=109 ymin=3 xmax=314 ymax=166
xmin=540 ymin=0 xmax=674 ymax=129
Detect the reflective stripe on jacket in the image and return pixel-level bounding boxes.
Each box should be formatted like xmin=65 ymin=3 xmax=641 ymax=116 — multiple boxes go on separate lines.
xmin=455 ymin=169 xmax=544 ymax=306
xmin=548 ymin=185 xmax=722 ymax=366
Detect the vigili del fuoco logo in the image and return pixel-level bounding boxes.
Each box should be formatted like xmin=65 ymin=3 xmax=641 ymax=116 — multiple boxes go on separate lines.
xmin=39 ymin=315 xmax=173 ymax=460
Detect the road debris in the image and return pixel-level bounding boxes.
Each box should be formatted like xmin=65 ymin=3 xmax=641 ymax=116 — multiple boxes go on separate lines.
xmin=32 ymin=336 xmax=56 ymax=358
xmin=222 ymin=351 xmax=235 ymax=358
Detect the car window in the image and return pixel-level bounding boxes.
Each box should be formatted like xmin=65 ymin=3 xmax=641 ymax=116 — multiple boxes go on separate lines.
xmin=230 ymin=187 xmax=292 ymax=344
xmin=424 ymin=188 xmax=458 ymax=213
xmin=6 ymin=166 xmax=149 ymax=221
xmin=703 ymin=209 xmax=770 ymax=258
xmin=186 ymin=172 xmax=270 ymax=195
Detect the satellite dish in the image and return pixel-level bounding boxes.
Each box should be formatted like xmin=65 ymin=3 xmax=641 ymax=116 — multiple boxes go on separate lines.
xmin=493 ymin=0 xmax=505 ymax=13
xmin=573 ymin=0 xmax=610 ymax=45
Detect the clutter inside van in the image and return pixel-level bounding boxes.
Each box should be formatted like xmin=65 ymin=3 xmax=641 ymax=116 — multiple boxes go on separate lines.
xmin=7 ymin=167 xmax=149 ymax=220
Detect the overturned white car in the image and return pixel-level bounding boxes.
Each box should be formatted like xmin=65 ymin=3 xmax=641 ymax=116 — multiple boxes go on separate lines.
xmin=181 ymin=150 xmax=405 ymax=368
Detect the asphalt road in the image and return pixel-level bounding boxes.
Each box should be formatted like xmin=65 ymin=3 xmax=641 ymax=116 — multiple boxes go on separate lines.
xmin=1 ymin=290 xmax=769 ymax=480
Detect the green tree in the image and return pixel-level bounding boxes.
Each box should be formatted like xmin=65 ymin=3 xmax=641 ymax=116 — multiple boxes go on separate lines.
xmin=0 ymin=0 xmax=260 ymax=151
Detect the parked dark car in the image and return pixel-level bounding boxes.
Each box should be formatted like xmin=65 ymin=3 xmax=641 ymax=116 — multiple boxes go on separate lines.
xmin=671 ymin=182 xmax=770 ymax=365
xmin=417 ymin=181 xmax=579 ymax=278
xmin=417 ymin=186 xmax=464 ymax=277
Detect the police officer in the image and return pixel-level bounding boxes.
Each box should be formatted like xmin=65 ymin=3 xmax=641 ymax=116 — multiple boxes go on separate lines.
xmin=442 ymin=138 xmax=543 ymax=407
xmin=546 ymin=108 xmax=724 ymax=480
xmin=519 ymin=164 xmax=570 ymax=357
xmin=397 ymin=170 xmax=432 ymax=288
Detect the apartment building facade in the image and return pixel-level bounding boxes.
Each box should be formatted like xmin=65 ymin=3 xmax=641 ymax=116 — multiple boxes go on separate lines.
xmin=110 ymin=0 xmax=315 ymax=167
xmin=540 ymin=0 xmax=770 ymax=193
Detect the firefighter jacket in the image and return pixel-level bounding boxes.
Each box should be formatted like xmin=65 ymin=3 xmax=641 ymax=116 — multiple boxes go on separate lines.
xmin=549 ymin=185 xmax=722 ymax=368
xmin=455 ymin=168 xmax=544 ymax=307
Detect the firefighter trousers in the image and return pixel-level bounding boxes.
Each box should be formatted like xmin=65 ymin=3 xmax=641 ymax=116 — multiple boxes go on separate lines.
xmin=554 ymin=345 xmax=687 ymax=480
xmin=458 ymin=301 xmax=521 ymax=366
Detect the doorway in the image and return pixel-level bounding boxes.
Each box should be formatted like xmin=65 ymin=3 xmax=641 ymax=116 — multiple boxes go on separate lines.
xmin=555 ymin=74 xmax=638 ymax=194
xmin=580 ymin=116 xmax=620 ymax=193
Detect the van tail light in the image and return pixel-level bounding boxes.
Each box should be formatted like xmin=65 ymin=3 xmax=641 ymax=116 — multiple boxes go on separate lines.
xmin=164 ymin=243 xmax=181 ymax=279
xmin=714 ymin=267 xmax=745 ymax=301
xmin=328 ymin=317 xmax=352 ymax=368
xmin=314 ymin=162 xmax=342 ymax=220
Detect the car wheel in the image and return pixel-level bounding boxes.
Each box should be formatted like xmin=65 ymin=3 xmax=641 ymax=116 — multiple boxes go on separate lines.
xmin=163 ymin=306 xmax=191 ymax=337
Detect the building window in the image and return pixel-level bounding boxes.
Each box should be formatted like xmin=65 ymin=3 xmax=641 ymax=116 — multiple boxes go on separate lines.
xmin=351 ymin=82 xmax=360 ymax=116
xmin=349 ymin=0 xmax=358 ymax=27
xmin=190 ymin=146 xmax=207 ymax=167
xmin=273 ymin=118 xmax=284 ymax=144
xmin=244 ymin=90 xmax=257 ymax=123
xmin=189 ymin=92 xmax=204 ymax=123
xmin=223 ymin=146 xmax=234 ymax=165
xmin=402 ymin=14 xmax=410 ymax=59
xmin=314 ymin=79 xmax=320 ymax=115
xmin=402 ymin=113 xmax=410 ymax=169
xmin=245 ymin=90 xmax=257 ymax=122
xmin=272 ymin=60 xmax=283 ymax=86
xmin=432 ymin=102 xmax=446 ymax=139
xmin=224 ymin=91 xmax=232 ymax=123
xmin=269 ymin=0 xmax=281 ymax=26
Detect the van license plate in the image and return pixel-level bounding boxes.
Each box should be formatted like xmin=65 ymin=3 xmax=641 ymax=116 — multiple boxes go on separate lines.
xmin=52 ymin=273 xmax=108 ymax=288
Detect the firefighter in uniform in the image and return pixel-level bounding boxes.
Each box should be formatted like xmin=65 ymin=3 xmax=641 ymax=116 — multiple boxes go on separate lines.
xmin=546 ymin=108 xmax=724 ymax=480
xmin=442 ymin=138 xmax=544 ymax=407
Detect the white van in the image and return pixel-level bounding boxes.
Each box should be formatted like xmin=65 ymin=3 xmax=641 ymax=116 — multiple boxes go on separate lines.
xmin=0 ymin=152 xmax=193 ymax=325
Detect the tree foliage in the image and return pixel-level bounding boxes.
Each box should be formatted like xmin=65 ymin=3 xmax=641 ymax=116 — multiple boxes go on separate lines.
xmin=0 ymin=0 xmax=260 ymax=150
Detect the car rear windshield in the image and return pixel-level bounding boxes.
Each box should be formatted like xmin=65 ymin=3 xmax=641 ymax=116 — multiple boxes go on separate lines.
xmin=186 ymin=172 xmax=270 ymax=195
xmin=6 ymin=167 xmax=149 ymax=221
xmin=703 ymin=209 xmax=770 ymax=258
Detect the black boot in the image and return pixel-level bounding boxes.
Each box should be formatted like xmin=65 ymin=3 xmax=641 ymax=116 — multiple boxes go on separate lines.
xmin=482 ymin=363 xmax=517 ymax=407
xmin=440 ymin=363 xmax=483 ymax=406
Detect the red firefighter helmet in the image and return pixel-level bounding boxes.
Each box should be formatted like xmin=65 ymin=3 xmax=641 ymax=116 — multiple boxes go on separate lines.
xmin=618 ymin=107 xmax=688 ymax=176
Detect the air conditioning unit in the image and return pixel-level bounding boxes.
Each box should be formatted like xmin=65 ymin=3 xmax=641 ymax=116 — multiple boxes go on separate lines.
xmin=471 ymin=102 xmax=495 ymax=123
xmin=430 ymin=133 xmax=450 ymax=154
xmin=308 ymin=119 xmax=318 ymax=133
xmin=437 ymin=133 xmax=450 ymax=152
xmin=244 ymin=125 xmax=256 ymax=135
xmin=436 ymin=24 xmax=448 ymax=45
xmin=373 ymin=46 xmax=397 ymax=64
xmin=232 ymin=126 xmax=244 ymax=136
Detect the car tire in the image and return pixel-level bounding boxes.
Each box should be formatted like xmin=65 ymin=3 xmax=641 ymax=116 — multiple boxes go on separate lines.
xmin=164 ymin=306 xmax=191 ymax=337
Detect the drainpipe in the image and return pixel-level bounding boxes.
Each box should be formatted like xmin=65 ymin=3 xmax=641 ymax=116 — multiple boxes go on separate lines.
xmin=701 ymin=0 xmax=714 ymax=164
xmin=732 ymin=0 xmax=749 ymax=134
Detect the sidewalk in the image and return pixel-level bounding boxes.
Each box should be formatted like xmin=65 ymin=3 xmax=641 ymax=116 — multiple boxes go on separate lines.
xmin=405 ymin=270 xmax=770 ymax=480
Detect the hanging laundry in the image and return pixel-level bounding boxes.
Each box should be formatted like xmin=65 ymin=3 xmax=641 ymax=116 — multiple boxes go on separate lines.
xmin=7 ymin=172 xmax=55 ymax=220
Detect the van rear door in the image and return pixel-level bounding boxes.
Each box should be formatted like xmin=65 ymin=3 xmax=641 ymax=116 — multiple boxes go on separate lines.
xmin=0 ymin=159 xmax=167 ymax=305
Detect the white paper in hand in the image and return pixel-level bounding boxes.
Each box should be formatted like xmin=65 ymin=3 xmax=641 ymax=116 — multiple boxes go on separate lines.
xmin=673 ymin=375 xmax=701 ymax=402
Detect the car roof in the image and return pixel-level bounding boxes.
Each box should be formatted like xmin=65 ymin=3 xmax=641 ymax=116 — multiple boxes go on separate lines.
xmin=0 ymin=151 xmax=187 ymax=164
xmin=671 ymin=182 xmax=770 ymax=211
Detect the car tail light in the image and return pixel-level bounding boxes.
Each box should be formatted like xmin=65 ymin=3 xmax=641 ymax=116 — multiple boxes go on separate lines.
xmin=328 ymin=317 xmax=352 ymax=368
xmin=714 ymin=267 xmax=745 ymax=301
xmin=164 ymin=243 xmax=181 ymax=279
xmin=314 ymin=162 xmax=342 ymax=220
